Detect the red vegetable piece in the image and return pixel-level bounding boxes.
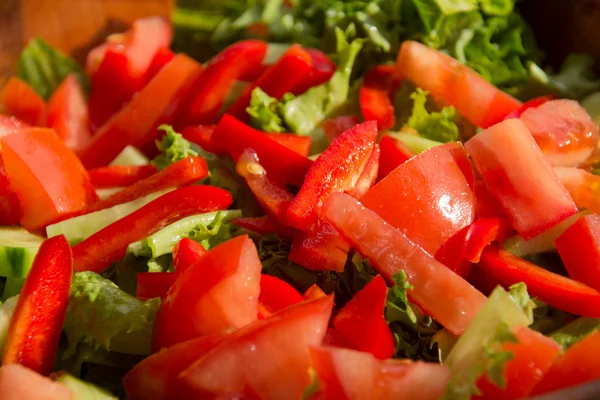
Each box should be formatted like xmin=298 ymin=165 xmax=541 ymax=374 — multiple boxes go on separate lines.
xmin=474 ymin=180 xmax=507 ymax=219
xmin=479 ymin=246 xmax=600 ymax=317
xmin=152 ymin=235 xmax=261 ymax=351
xmin=378 ymin=135 xmax=415 ymax=180
xmin=178 ymin=40 xmax=268 ymax=125
xmin=258 ymin=274 xmax=304 ymax=316
xmin=0 ymin=364 xmax=73 ymax=400
xmin=2 ymin=128 xmax=97 ymax=231
xmin=136 ymin=272 xmax=177 ymax=301
xmin=463 ymin=217 xmax=512 ymax=263
xmin=82 ymin=54 xmax=203 ymax=168
xmin=303 ymin=284 xmax=327 ymax=301
xmin=0 ymin=115 xmax=29 ymax=137
xmin=265 ymin=133 xmax=311 ymax=157
xmin=361 ymin=142 xmax=476 ymax=255
xmin=172 ymin=237 xmax=207 ymax=274
xmin=0 ymin=77 xmax=46 ymax=127
xmin=554 ymin=167 xmax=600 ymax=214
xmin=287 ymin=121 xmax=378 ymax=230
xmin=179 ymin=296 xmax=334 ymax=400
xmin=359 ymin=64 xmax=401 ymax=130
xmin=238 ymin=64 xmax=268 ymax=82
xmin=333 ymin=275 xmax=395 ymax=359
xmin=467 ymin=264 xmax=505 ymax=296
xmin=291 ymin=48 xmax=336 ymax=95
xmin=180 ymin=125 xmax=227 ymax=155
xmin=434 ymin=225 xmax=471 ymax=278
xmin=324 ymin=192 xmax=486 ymax=335
xmin=0 ymin=116 xmax=25 ymax=224
xmin=226 ymin=44 xmax=313 ymax=120
xmin=465 ymin=118 xmax=577 ymax=239
xmin=349 ymin=144 xmax=380 ymax=198
xmin=322 ymin=115 xmax=361 ymax=143
xmin=146 ymin=47 xmax=176 ymax=83
xmin=88 ymin=165 xmax=157 ymax=188
xmin=212 ymin=114 xmax=313 ymax=187
xmin=503 ymin=95 xmax=554 ymax=120
xmin=531 ymin=331 xmax=600 ymax=396
xmin=72 ymin=186 xmax=232 ymax=274
xmin=85 ymin=156 xmax=207 ymax=213
xmin=231 ymin=216 xmax=294 ymax=239
xmin=2 ymin=236 xmax=72 ymax=375
xmin=289 ymin=222 xmax=349 ymax=272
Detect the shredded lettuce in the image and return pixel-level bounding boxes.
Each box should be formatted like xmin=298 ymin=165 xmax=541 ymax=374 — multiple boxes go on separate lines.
xmin=152 ymin=125 xmax=199 ymax=170
xmin=388 ymin=131 xmax=443 ymax=154
xmin=63 ymin=272 xmax=160 ymax=358
xmin=549 ymin=317 xmax=600 ymax=349
xmin=508 ymin=282 xmax=536 ymax=324
xmin=17 ymin=37 xmax=89 ymax=100
xmin=247 ymin=88 xmax=288 ymax=132
xmin=110 ymin=146 xmax=150 ymax=167
xmin=406 ymin=88 xmax=460 ymax=142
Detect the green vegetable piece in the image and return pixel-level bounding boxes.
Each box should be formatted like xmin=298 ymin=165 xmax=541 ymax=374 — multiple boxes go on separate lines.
xmin=0 ymin=295 xmax=18 ymax=353
xmin=549 ymin=54 xmax=600 ymax=100
xmin=56 ymin=373 xmax=117 ymax=400
xmin=152 ymin=125 xmax=199 ymax=170
xmin=480 ymin=0 xmax=514 ymax=16
xmin=0 ymin=227 xmax=44 ymax=279
xmin=386 ymin=271 xmax=417 ymax=327
xmin=109 ymin=146 xmax=150 ymax=167
xmin=247 ymin=88 xmax=287 ymax=132
xmin=17 ymin=37 xmax=89 ymax=100
xmin=549 ymin=317 xmax=600 ymax=349
xmin=581 ymin=92 xmax=600 ymax=126
xmin=406 ymin=88 xmax=460 ymax=143
xmin=508 ymin=282 xmax=536 ymax=324
xmin=3 ymin=277 xmax=25 ymax=300
xmin=388 ymin=131 xmax=443 ymax=154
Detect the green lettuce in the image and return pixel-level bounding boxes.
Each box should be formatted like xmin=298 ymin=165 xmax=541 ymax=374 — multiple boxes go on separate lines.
xmin=549 ymin=317 xmax=600 ymax=349
xmin=247 ymin=88 xmax=288 ymax=132
xmin=406 ymin=88 xmax=460 ymax=143
xmin=152 ymin=125 xmax=199 ymax=170
xmin=55 ymin=373 xmax=118 ymax=400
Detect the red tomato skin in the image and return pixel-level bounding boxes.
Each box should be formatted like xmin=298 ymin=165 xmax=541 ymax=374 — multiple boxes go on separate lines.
xmin=0 ymin=115 xmax=29 ymax=137
xmin=124 ymin=332 xmax=229 ymax=400
xmin=0 ymin=364 xmax=73 ymax=400
xmin=179 ymin=296 xmax=334 ymax=400
xmin=0 ymin=77 xmax=46 ymax=127
xmin=136 ymin=272 xmax=177 ymax=301
xmin=152 ymin=235 xmax=261 ymax=351
xmin=378 ymin=135 xmax=414 ymax=180
xmin=0 ymin=154 xmax=21 ymax=225
xmin=88 ymin=164 xmax=157 ymax=188
xmin=288 ymin=221 xmax=349 ymax=272
xmin=2 ymin=236 xmax=72 ymax=375
xmin=324 ymin=192 xmax=486 ymax=335
xmin=82 ymin=54 xmax=203 ymax=169
xmin=531 ymin=331 xmax=600 ymax=396
xmin=2 ymin=128 xmax=97 ymax=231
xmin=479 ymin=246 xmax=600 ymax=317
xmin=173 ymin=238 xmax=207 ymax=274
xmin=73 ymin=186 xmax=232 ymax=274
xmin=396 ymin=41 xmax=521 ymax=128
xmin=474 ymin=326 xmax=561 ymax=400
xmin=465 ymin=119 xmax=577 ymax=240
xmin=47 ymin=74 xmax=91 ymax=153
xmin=553 ymin=167 xmax=600 ymax=215
xmin=287 ymin=121 xmax=378 ymax=231
xmin=361 ymin=142 xmax=476 ymax=255
xmin=359 ymin=64 xmax=401 ymax=130
xmin=258 ymin=274 xmax=304 ymax=315
xmin=333 ymin=275 xmax=395 ymax=359
xmin=322 ymin=115 xmax=361 ymax=143
xmin=555 ymin=214 xmax=600 ymax=292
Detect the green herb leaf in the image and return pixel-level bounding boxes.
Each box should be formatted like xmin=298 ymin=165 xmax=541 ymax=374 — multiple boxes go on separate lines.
xmin=152 ymin=125 xmax=199 ymax=170
xmin=247 ymin=87 xmax=287 ymax=132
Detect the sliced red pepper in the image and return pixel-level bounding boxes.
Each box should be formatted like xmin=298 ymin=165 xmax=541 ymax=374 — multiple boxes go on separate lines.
xmin=146 ymin=47 xmax=176 ymax=83
xmin=212 ymin=114 xmax=313 ymax=187
xmin=333 ymin=275 xmax=395 ymax=359
xmin=291 ymin=48 xmax=337 ymax=95
xmin=238 ymin=64 xmax=268 ymax=82
xmin=88 ymin=164 xmax=157 ymax=188
xmin=84 ymin=156 xmax=207 ymax=213
xmin=226 ymin=44 xmax=313 ymax=120
xmin=181 ymin=125 xmax=227 ymax=155
xmin=136 ymin=272 xmax=177 ymax=301
xmin=348 ymin=144 xmax=380 ymax=198
xmin=81 ymin=54 xmax=203 ymax=168
xmin=378 ymin=135 xmax=415 ymax=180
xmin=463 ymin=217 xmax=513 ymax=263
xmin=479 ymin=246 xmax=600 ymax=317
xmin=503 ymin=95 xmax=555 ymax=120
xmin=467 ymin=264 xmax=505 ymax=296
xmin=0 ymin=77 xmax=46 ymax=127
xmin=287 ymin=121 xmax=378 ymax=230
xmin=173 ymin=237 xmax=207 ymax=274
xmin=288 ymin=221 xmax=349 ymax=272
xmin=47 ymin=74 xmax=91 ymax=153
xmin=177 ymin=40 xmax=268 ymax=126
xmin=2 ymin=235 xmax=72 ymax=375
xmin=321 ymin=115 xmax=361 ymax=143
xmin=258 ymin=274 xmax=304 ymax=318
xmin=265 ymin=133 xmax=311 ymax=157
xmin=303 ymin=284 xmax=327 ymax=301
xmin=359 ymin=64 xmax=401 ymax=131
xmin=434 ymin=225 xmax=471 ymax=278
xmin=72 ymin=185 xmax=232 ymax=273
xmin=232 ymin=216 xmax=294 ymax=239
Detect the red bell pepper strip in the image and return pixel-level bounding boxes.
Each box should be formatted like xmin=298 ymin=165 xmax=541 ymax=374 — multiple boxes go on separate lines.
xmin=173 ymin=237 xmax=207 ymax=274
xmin=359 ymin=64 xmax=401 ymax=131
xmin=181 ymin=125 xmax=227 ymax=155
xmin=146 ymin=47 xmax=176 ymax=83
xmin=463 ymin=217 xmax=513 ymax=263
xmin=88 ymin=164 xmax=158 ymax=188
xmin=212 ymin=114 xmax=313 ymax=187
xmin=2 ymin=128 xmax=98 ymax=231
xmin=479 ymin=246 xmax=600 ymax=317
xmin=1 ymin=235 xmax=72 ymax=375
xmin=467 ymin=264 xmax=505 ymax=296
xmin=333 ymin=275 xmax=396 ymax=359
xmin=555 ymin=214 xmax=600 ymax=292
xmin=289 ymin=221 xmax=349 ymax=272
xmin=321 ymin=115 xmax=361 ymax=143
xmin=47 ymin=74 xmax=91 ymax=153
xmin=81 ymin=54 xmax=203 ymax=168
xmin=531 ymin=331 xmax=600 ymax=396
xmin=265 ymin=133 xmax=311 ymax=157
xmin=238 ymin=64 xmax=268 ymax=82
xmin=434 ymin=226 xmax=472 ymax=278
xmin=0 ymin=77 xmax=46 ymax=127
xmin=503 ymin=95 xmax=555 ymax=120
xmin=177 ymin=40 xmax=268 ymax=126
xmin=136 ymin=272 xmax=177 ymax=301
xmin=72 ymin=185 xmax=232 ymax=273
xmin=324 ymin=192 xmax=486 ymax=335
xmin=84 ymin=156 xmax=207 ymax=213
xmin=291 ymin=48 xmax=337 ymax=95
xmin=226 ymin=44 xmax=313 ymax=120
xmin=258 ymin=274 xmax=304 ymax=317
xmin=232 ymin=216 xmax=294 ymax=239
xmin=288 ymin=121 xmax=378 ymax=230
xmin=349 ymin=144 xmax=380 ymax=198
xmin=236 ymin=150 xmax=295 ymax=226
xmin=303 ymin=284 xmax=327 ymax=301
xmin=378 ymin=135 xmax=415 ymax=180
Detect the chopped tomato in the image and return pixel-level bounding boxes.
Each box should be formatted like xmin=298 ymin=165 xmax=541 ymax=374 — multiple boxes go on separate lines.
xmin=310 ymin=346 xmax=451 ymax=400
xmin=361 ymin=142 xmax=476 ymax=255
xmin=2 ymin=128 xmax=97 ymax=231
xmin=465 ymin=119 xmax=577 ymax=239
xmin=322 ymin=115 xmax=361 ymax=143
xmin=553 ymin=167 xmax=600 ymax=215
xmin=0 ymin=115 xmax=29 ymax=138
xmin=172 ymin=238 xmax=207 ymax=274
xmin=324 ymin=192 xmax=486 ymax=335
xmin=289 ymin=222 xmax=349 ymax=272
xmin=303 ymin=284 xmax=327 ymax=301
xmin=258 ymin=274 xmax=303 ymax=318
xmin=474 ymin=180 xmax=507 ymax=219
xmin=503 ymin=95 xmax=554 ymax=120
xmin=179 ymin=295 xmax=334 ymax=399
xmin=396 ymin=41 xmax=522 ymax=128
xmin=359 ymin=64 xmax=401 ymax=130
xmin=0 ymin=364 xmax=72 ymax=400
xmin=152 ymin=235 xmax=262 ymax=351
xmin=88 ymin=165 xmax=157 ymax=188
xmin=0 ymin=77 xmax=46 ymax=127
xmin=378 ymin=135 xmax=414 ymax=180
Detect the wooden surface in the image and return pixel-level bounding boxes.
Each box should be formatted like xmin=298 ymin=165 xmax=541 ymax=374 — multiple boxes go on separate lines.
xmin=0 ymin=0 xmax=173 ymax=87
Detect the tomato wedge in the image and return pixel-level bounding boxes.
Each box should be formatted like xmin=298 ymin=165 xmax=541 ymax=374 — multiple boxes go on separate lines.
xmin=0 ymin=364 xmax=73 ymax=400
xmin=359 ymin=64 xmax=401 ymax=131
xmin=378 ymin=135 xmax=414 ymax=180
xmin=324 ymin=192 xmax=486 ymax=335
xmin=258 ymin=274 xmax=303 ymax=318
xmin=288 ymin=222 xmax=350 ymax=272
xmin=553 ymin=167 xmax=600 ymax=215
xmin=2 ymin=128 xmax=97 ymax=231
xmin=0 ymin=77 xmax=46 ymax=127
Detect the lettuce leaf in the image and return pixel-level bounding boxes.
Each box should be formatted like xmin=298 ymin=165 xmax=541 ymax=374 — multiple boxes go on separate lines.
xmin=406 ymin=88 xmax=460 ymax=143
xmin=549 ymin=317 xmax=600 ymax=349
xmin=246 ymin=88 xmax=288 ymax=132
xmin=152 ymin=125 xmax=199 ymax=170
xmin=55 ymin=373 xmax=118 ymax=400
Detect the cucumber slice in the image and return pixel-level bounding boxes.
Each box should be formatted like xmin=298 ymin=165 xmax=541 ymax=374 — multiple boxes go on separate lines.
xmin=0 ymin=227 xmax=43 ymax=279
xmin=55 ymin=373 xmax=117 ymax=400
xmin=0 ymin=295 xmax=18 ymax=353
xmin=109 ymin=145 xmax=149 ymax=166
